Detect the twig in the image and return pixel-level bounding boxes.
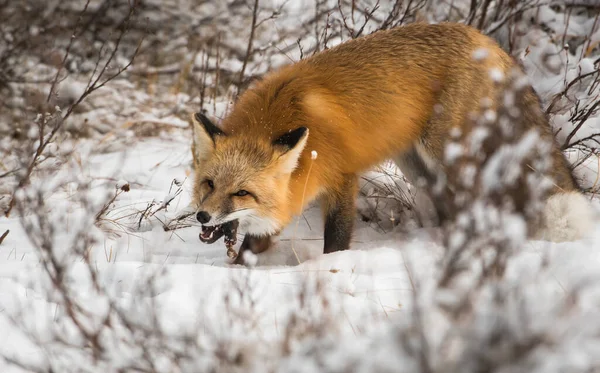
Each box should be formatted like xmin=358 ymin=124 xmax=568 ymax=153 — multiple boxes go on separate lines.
xmin=137 ymin=202 xmax=155 ymax=230
xmin=338 ymin=0 xmax=380 ymax=38
xmin=214 ymin=33 xmax=221 ymax=114
xmin=237 ymin=0 xmax=260 ymax=95
xmin=563 ymin=132 xmax=600 ymax=150
xmin=0 ymin=230 xmax=8 ymax=245
xmin=476 ymin=0 xmax=492 ymax=30
xmin=296 ymin=38 xmax=305 ymax=60
xmin=0 ymin=168 xmax=19 ymax=179
xmin=46 ymin=0 xmax=92 ymax=103
xmin=563 ymin=100 xmax=600 ymax=149
xmin=546 ymin=68 xmax=600 ymax=114
xmin=95 ymin=186 xmax=128 ymax=223
xmin=467 ymin=0 xmax=478 ymax=25
xmin=379 ymin=0 xmax=404 ymax=30
xmin=486 ymin=1 xmax=550 ymax=35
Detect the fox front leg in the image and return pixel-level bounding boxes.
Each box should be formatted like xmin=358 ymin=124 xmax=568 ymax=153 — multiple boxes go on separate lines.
xmin=322 ymin=174 xmax=358 ymax=254
xmin=233 ymin=234 xmax=273 ymax=265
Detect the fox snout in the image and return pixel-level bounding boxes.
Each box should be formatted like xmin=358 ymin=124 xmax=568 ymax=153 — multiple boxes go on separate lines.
xmin=196 ymin=210 xmax=226 ymax=226
xmin=196 ymin=211 xmax=211 ymax=224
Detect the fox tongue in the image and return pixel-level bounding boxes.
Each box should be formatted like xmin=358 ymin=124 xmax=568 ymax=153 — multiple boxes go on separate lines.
xmin=200 ymin=225 xmax=217 ymax=240
xmin=200 ymin=225 xmax=224 ymax=244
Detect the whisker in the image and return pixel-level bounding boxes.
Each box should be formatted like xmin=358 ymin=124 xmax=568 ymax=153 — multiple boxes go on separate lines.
xmin=215 ymin=208 xmax=251 ymax=223
xmin=227 ymin=208 xmax=251 ymax=215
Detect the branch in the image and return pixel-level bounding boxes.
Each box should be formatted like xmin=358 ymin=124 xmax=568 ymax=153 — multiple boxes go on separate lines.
xmin=237 ymin=0 xmax=260 ymax=95
xmin=46 ymin=0 xmax=92 ymax=103
xmin=0 ymin=229 xmax=8 ymax=245
xmin=338 ymin=0 xmax=380 ymax=38
xmin=486 ymin=1 xmax=550 ymax=35
xmin=563 ymin=100 xmax=600 ymax=149
xmin=476 ymin=0 xmax=492 ymax=30
xmin=546 ymin=68 xmax=600 ymax=114
xmin=0 ymin=168 xmax=19 ymax=179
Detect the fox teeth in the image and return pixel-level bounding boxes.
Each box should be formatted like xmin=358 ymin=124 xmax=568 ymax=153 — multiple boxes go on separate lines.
xmin=201 ymin=230 xmax=214 ymax=240
xmin=200 ymin=224 xmax=223 ymax=241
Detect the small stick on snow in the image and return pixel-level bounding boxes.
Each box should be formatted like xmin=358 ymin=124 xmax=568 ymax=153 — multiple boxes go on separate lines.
xmin=0 ymin=230 xmax=9 ymax=245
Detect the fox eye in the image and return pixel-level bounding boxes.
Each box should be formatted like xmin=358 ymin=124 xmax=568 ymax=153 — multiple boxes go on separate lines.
xmin=205 ymin=179 xmax=214 ymax=189
xmin=233 ymin=190 xmax=249 ymax=197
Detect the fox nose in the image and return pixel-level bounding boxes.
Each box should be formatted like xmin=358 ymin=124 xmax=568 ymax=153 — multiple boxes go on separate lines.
xmin=196 ymin=211 xmax=211 ymax=224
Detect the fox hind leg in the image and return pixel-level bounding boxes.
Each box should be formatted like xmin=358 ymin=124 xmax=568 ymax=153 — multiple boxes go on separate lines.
xmin=394 ymin=146 xmax=452 ymax=226
xmin=321 ymin=174 xmax=358 ymax=254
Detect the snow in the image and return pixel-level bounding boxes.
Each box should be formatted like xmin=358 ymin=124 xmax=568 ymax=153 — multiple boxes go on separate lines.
xmin=579 ymin=58 xmax=596 ymax=75
xmin=488 ymin=68 xmax=504 ymax=83
xmin=472 ymin=48 xmax=489 ymax=61
xmin=444 ymin=142 xmax=463 ymax=164
xmin=2 ymin=135 xmax=600 ymax=372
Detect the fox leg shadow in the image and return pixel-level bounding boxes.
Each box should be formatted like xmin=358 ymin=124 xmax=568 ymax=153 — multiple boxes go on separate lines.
xmin=322 ymin=174 xmax=358 ymax=254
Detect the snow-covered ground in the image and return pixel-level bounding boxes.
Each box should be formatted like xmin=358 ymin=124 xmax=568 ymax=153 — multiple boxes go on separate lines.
xmin=1 ymin=1 xmax=600 ymax=372
xmin=3 ymin=133 xmax=600 ymax=372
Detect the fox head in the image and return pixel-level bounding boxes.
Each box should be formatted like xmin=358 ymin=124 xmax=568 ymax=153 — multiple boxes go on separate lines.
xmin=190 ymin=112 xmax=308 ymax=236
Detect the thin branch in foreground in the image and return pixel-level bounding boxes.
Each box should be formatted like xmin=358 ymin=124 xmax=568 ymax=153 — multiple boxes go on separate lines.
xmin=0 ymin=229 xmax=8 ymax=245
xmin=46 ymin=0 xmax=92 ymax=103
xmin=237 ymin=0 xmax=260 ymax=96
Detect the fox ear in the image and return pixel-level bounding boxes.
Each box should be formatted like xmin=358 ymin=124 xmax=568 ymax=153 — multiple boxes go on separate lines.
xmin=273 ymin=127 xmax=309 ymax=174
xmin=193 ymin=112 xmax=226 ymax=142
xmin=191 ymin=112 xmax=225 ymax=163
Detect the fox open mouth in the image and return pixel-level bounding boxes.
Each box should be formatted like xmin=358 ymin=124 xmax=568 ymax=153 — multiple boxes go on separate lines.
xmin=199 ymin=220 xmax=239 ymax=245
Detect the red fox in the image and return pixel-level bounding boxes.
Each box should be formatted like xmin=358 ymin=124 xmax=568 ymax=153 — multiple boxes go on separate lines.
xmin=190 ymin=22 xmax=593 ymax=264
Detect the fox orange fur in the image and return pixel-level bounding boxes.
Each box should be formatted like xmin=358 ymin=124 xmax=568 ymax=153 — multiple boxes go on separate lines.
xmin=190 ymin=22 xmax=590 ymax=264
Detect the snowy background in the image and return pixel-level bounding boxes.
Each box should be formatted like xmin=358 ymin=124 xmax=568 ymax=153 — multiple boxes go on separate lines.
xmin=1 ymin=0 xmax=600 ymax=372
